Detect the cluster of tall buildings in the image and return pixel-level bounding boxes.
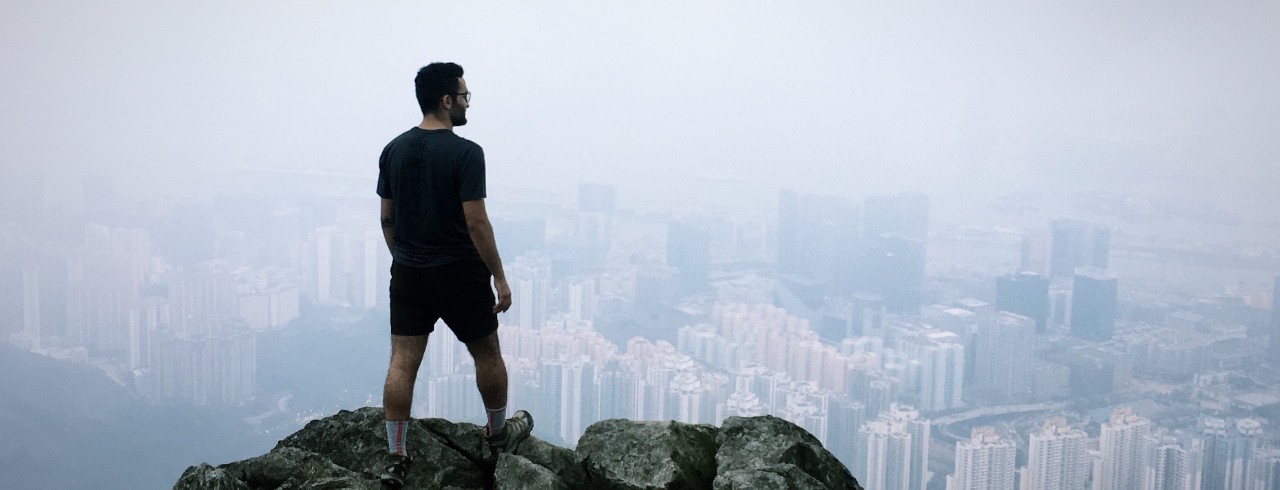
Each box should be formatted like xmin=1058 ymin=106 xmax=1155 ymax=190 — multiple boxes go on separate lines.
xmin=0 ymin=221 xmax=301 ymax=406
xmin=941 ymin=408 xmax=1276 ymax=490
xmin=6 ymin=175 xmax=1279 ymax=488
xmin=854 ymin=405 xmax=931 ymax=490
xmin=302 ymin=226 xmax=385 ymax=309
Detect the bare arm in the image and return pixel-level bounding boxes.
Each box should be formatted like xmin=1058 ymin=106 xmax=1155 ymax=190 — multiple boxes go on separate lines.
xmin=462 ymin=199 xmax=505 ymax=281
xmin=380 ymin=198 xmax=395 ymax=255
xmin=462 ymin=198 xmax=512 ymax=313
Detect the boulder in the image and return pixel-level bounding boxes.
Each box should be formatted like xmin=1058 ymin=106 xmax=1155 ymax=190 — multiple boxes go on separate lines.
xmin=494 ymin=453 xmax=571 ymax=490
xmin=715 ymin=415 xmax=862 ymax=490
xmin=576 ymin=419 xmax=718 ymax=490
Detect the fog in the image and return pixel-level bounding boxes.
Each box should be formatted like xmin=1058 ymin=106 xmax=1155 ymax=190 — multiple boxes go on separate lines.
xmin=5 ymin=1 xmax=1279 ymax=210
xmin=2 ymin=1 xmax=1279 ymax=489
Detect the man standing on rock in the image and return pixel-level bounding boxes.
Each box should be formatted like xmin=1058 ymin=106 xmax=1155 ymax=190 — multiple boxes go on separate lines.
xmin=375 ymin=61 xmax=534 ymax=488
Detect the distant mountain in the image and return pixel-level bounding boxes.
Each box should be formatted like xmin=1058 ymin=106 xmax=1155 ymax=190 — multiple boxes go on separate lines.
xmin=0 ymin=345 xmax=271 ymax=490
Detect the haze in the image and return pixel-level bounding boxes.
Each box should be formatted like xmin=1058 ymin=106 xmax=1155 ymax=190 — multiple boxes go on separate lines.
xmin=2 ymin=1 xmax=1280 ymax=489
xmin=4 ymin=1 xmax=1278 ymax=213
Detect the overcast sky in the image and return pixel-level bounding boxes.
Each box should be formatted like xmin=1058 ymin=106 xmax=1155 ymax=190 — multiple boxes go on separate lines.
xmin=3 ymin=1 xmax=1278 ymax=214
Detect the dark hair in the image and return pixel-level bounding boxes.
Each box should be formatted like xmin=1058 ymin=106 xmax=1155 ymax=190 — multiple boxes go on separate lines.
xmin=415 ymin=62 xmax=464 ymax=115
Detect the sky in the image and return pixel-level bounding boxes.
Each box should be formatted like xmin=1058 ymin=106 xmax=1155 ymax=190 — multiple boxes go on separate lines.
xmin=2 ymin=0 xmax=1278 ymax=214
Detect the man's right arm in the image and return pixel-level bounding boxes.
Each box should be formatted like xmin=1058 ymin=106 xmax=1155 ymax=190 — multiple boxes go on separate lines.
xmin=462 ymin=198 xmax=512 ymax=314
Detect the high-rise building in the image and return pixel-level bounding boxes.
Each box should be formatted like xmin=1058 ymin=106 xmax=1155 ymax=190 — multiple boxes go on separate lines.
xmin=851 ymin=292 xmax=886 ymax=338
xmin=898 ymin=329 xmax=965 ymax=412
xmin=854 ymin=405 xmax=930 ymax=490
xmin=0 ymin=253 xmax=41 ymax=350
xmin=974 ymin=312 xmax=1035 ymax=403
xmin=1269 ymin=276 xmax=1280 ymax=365
xmin=1254 ymin=448 xmax=1280 ymax=490
xmin=352 ymin=228 xmax=381 ymax=309
xmin=305 ymin=226 xmax=338 ymax=304
xmin=426 ymin=372 xmax=482 ymax=422
xmin=1025 ymin=418 xmax=1088 ymax=490
xmin=151 ymin=328 xmax=255 ymax=406
xmin=71 ymin=227 xmax=151 ymax=352
xmin=857 ymin=193 xmax=928 ymax=314
xmin=1199 ymin=417 xmax=1263 ymax=490
xmin=1143 ymin=433 xmax=1191 ymax=490
xmin=950 ymin=426 xmax=1016 ymax=490
xmin=826 ymin=396 xmax=866 ymax=470
xmin=1071 ymin=267 xmax=1118 ymax=342
xmin=856 ymin=419 xmax=913 ymax=490
xmin=167 ymin=268 xmax=238 ymax=337
xmin=565 ymin=277 xmax=597 ymax=322
xmin=1049 ymin=219 xmax=1109 ymax=279
xmin=506 ymin=254 xmax=551 ymax=328
xmin=666 ymin=220 xmax=711 ymax=294
xmin=863 ymin=234 xmax=925 ymax=314
xmin=634 ymin=266 xmax=678 ymax=324
xmin=776 ymin=190 xmax=859 ymax=289
xmin=598 ymin=362 xmax=639 ymax=420
xmin=1098 ymin=407 xmax=1152 ymax=490
xmin=996 ymin=271 xmax=1049 ymax=333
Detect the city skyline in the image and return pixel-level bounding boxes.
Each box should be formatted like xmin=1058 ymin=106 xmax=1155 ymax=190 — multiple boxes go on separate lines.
xmin=2 ymin=172 xmax=1279 ymax=488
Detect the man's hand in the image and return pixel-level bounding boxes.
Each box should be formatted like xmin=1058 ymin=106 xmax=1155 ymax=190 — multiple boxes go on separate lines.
xmin=493 ymin=277 xmax=512 ymax=314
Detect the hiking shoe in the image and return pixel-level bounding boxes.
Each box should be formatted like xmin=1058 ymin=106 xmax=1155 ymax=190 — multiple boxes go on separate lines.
xmin=379 ymin=453 xmax=411 ymax=488
xmin=485 ymin=410 xmax=534 ymax=455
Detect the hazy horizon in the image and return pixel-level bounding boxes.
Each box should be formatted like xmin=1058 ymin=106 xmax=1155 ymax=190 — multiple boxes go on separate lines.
xmin=4 ymin=1 xmax=1279 ymax=218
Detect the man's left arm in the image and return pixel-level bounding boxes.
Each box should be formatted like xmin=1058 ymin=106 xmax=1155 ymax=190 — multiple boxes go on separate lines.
xmin=381 ymin=198 xmax=395 ymax=255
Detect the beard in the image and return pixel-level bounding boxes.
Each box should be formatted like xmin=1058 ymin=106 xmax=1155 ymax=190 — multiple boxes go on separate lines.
xmin=450 ymin=106 xmax=467 ymax=126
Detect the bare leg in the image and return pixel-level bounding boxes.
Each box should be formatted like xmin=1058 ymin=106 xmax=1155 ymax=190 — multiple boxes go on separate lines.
xmin=465 ymin=331 xmax=508 ymax=410
xmin=384 ymin=334 xmax=429 ymax=421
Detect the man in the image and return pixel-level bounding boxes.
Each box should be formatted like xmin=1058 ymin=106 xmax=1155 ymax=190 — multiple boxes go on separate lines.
xmin=375 ymin=62 xmax=533 ymax=488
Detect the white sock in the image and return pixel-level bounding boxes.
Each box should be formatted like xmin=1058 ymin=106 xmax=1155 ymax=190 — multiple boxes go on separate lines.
xmin=386 ymin=419 xmax=410 ymax=455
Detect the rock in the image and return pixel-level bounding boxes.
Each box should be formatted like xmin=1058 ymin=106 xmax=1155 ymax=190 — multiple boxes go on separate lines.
xmin=274 ymin=407 xmax=487 ymax=489
xmin=418 ymin=416 xmax=489 ymax=464
xmin=174 ymin=409 xmax=862 ymax=490
xmin=716 ymin=415 xmax=862 ymax=490
xmin=576 ymin=419 xmax=718 ymax=490
xmin=713 ymin=464 xmax=827 ymax=490
xmin=222 ymin=447 xmax=364 ymax=488
xmin=712 ymin=468 xmax=789 ymax=489
xmin=512 ymin=437 xmax=590 ymax=487
xmin=173 ymin=464 xmax=250 ymax=490
xmin=494 ymin=453 xmax=571 ymax=490
xmin=275 ymin=476 xmax=380 ymax=490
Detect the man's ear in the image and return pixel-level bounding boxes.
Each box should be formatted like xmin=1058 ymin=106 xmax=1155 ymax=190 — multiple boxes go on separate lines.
xmin=440 ymin=94 xmax=453 ymax=110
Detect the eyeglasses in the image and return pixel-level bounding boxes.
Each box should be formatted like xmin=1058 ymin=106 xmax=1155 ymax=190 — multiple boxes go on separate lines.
xmin=454 ymin=91 xmax=472 ymax=103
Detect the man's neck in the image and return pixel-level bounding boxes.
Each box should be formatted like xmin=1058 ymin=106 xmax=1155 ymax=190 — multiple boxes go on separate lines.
xmin=418 ymin=114 xmax=452 ymax=131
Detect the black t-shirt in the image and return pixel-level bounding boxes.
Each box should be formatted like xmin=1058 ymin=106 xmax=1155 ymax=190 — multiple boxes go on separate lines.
xmin=377 ymin=127 xmax=486 ymax=268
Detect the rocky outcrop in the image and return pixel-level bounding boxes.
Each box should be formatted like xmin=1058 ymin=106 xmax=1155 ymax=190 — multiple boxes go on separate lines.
xmin=174 ymin=407 xmax=862 ymax=490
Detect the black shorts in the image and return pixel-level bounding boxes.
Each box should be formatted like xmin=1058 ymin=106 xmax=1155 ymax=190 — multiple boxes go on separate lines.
xmin=389 ymin=258 xmax=498 ymax=343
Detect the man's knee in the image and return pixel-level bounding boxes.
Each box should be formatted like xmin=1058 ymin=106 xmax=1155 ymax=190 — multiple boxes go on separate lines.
xmin=390 ymin=335 xmax=428 ymax=374
xmin=466 ymin=331 xmax=502 ymax=361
